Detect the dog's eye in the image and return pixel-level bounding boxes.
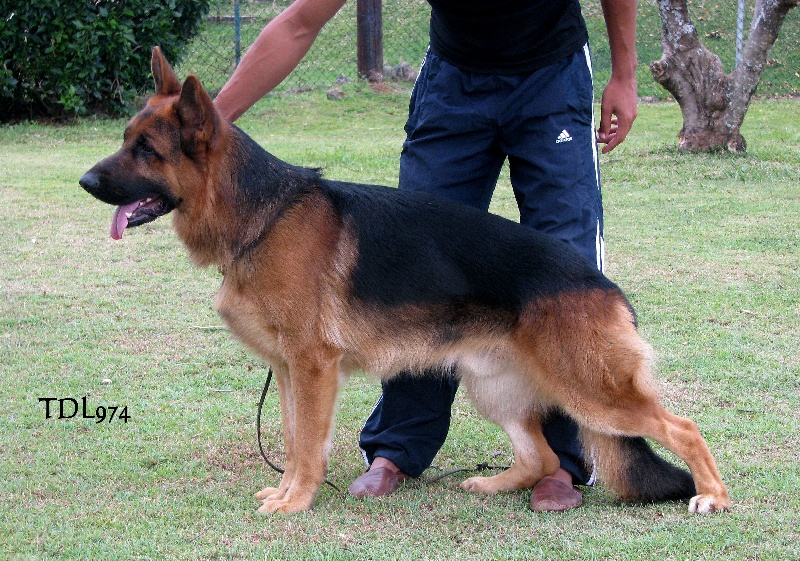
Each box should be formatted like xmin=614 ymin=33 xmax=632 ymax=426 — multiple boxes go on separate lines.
xmin=135 ymin=136 xmax=158 ymax=158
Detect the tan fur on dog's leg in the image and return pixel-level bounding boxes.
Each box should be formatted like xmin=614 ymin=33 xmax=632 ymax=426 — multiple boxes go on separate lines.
xmin=612 ymin=405 xmax=728 ymax=512
xmin=462 ymin=416 xmax=559 ymax=494
xmin=255 ymin=368 xmax=295 ymax=502
xmin=258 ymin=353 xmax=342 ymax=514
xmin=646 ymin=408 xmax=730 ymax=513
xmin=582 ymin=400 xmax=729 ymax=512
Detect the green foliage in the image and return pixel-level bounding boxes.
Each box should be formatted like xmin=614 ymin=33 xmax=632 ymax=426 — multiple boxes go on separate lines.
xmin=0 ymin=0 xmax=210 ymax=121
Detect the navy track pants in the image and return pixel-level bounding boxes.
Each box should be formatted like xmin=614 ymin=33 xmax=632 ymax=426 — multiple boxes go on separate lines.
xmin=359 ymin=46 xmax=603 ymax=483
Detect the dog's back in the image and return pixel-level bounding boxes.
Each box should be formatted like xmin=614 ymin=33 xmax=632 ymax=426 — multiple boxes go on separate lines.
xmin=321 ymin=180 xmax=618 ymax=309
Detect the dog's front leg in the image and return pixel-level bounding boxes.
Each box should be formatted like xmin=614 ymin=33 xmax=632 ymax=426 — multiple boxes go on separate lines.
xmin=257 ymin=354 xmax=341 ymax=514
xmin=255 ymin=366 xmax=296 ymax=504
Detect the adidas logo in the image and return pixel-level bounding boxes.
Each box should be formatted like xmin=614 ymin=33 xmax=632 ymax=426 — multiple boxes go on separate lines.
xmin=556 ymin=129 xmax=573 ymax=144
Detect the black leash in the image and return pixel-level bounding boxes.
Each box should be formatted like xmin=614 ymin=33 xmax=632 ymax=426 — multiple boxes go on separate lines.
xmin=256 ymin=367 xmax=509 ymax=492
xmin=256 ymin=367 xmax=342 ymax=492
xmin=255 ymin=368 xmax=285 ymax=477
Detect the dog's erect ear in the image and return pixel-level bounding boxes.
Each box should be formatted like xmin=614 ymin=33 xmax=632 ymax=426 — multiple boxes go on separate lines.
xmin=176 ymin=74 xmax=221 ymax=155
xmin=151 ymin=46 xmax=182 ymax=97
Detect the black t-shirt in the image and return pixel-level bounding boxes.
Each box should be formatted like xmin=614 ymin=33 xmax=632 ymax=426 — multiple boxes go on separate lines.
xmin=427 ymin=0 xmax=589 ymax=74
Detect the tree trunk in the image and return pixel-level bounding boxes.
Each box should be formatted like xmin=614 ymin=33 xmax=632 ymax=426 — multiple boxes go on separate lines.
xmin=649 ymin=0 xmax=799 ymax=152
xmin=357 ymin=0 xmax=384 ymax=82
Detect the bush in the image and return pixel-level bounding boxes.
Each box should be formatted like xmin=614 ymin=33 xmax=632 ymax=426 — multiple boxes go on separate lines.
xmin=1 ymin=0 xmax=210 ymax=121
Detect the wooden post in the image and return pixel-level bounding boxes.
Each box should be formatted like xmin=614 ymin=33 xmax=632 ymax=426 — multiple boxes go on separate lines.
xmin=357 ymin=0 xmax=383 ymax=81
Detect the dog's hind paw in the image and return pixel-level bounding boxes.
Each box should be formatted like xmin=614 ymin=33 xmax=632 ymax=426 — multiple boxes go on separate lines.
xmin=460 ymin=476 xmax=502 ymax=495
xmin=460 ymin=466 xmax=540 ymax=495
xmin=688 ymin=494 xmax=730 ymax=514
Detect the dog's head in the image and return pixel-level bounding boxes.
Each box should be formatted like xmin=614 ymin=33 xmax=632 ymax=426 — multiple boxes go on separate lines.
xmin=79 ymin=47 xmax=223 ymax=239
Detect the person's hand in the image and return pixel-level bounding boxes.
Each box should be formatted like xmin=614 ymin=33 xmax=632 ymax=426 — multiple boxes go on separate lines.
xmin=597 ymin=75 xmax=638 ymax=154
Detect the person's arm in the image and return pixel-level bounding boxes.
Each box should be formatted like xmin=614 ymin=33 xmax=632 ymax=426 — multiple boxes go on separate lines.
xmin=597 ymin=0 xmax=638 ymax=154
xmin=214 ymin=0 xmax=348 ymax=122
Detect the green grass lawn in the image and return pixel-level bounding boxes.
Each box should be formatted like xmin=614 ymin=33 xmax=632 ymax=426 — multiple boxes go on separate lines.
xmin=1 ymin=90 xmax=799 ymax=559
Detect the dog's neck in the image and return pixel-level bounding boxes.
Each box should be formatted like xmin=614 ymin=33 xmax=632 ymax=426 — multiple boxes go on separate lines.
xmin=174 ymin=126 xmax=322 ymax=273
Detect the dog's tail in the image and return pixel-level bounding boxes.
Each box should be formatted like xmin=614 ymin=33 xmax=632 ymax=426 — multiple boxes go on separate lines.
xmin=583 ymin=433 xmax=696 ymax=503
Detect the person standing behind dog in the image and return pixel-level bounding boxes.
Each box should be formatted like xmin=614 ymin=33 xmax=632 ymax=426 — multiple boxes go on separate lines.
xmin=214 ymin=0 xmax=638 ymax=512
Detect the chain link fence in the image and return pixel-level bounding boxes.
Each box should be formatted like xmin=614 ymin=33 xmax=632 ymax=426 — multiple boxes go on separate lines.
xmin=178 ymin=0 xmax=799 ymax=99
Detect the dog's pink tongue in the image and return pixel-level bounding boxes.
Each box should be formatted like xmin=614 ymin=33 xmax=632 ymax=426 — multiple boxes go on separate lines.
xmin=111 ymin=202 xmax=140 ymax=240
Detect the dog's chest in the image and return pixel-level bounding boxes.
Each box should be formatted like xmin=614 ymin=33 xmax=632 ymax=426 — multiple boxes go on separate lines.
xmin=213 ymin=282 xmax=285 ymax=364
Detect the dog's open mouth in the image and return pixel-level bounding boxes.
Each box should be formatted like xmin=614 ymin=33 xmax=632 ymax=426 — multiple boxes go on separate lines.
xmin=111 ymin=196 xmax=175 ymax=240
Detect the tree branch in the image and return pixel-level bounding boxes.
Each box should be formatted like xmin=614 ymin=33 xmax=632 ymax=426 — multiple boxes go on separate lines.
xmin=649 ymin=0 xmax=796 ymax=152
xmin=727 ymin=0 xmax=799 ymax=131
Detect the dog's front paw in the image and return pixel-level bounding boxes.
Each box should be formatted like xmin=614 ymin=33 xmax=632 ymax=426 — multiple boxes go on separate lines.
xmin=257 ymin=495 xmax=314 ymax=514
xmin=254 ymin=486 xmax=284 ymax=502
xmin=688 ymin=493 xmax=730 ymax=514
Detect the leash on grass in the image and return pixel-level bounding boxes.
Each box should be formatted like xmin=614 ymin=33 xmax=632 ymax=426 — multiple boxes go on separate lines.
xmin=256 ymin=367 xmax=509 ymax=491
xmin=256 ymin=367 xmax=342 ymax=492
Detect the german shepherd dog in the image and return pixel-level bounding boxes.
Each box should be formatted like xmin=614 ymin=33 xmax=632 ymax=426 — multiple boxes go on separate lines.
xmin=80 ymin=48 xmax=729 ymax=514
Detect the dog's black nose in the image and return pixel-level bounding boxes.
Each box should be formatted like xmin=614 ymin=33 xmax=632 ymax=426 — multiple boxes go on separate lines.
xmin=79 ymin=171 xmax=99 ymax=192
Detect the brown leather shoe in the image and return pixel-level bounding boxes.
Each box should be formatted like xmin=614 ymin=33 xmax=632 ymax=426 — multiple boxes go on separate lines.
xmin=530 ymin=475 xmax=583 ymax=512
xmin=348 ymin=467 xmax=409 ymax=498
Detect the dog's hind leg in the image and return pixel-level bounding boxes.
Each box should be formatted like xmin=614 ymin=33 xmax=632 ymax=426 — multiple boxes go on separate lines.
xmin=461 ymin=414 xmax=560 ymax=494
xmin=520 ymin=292 xmax=729 ymax=512
xmin=602 ymin=403 xmax=729 ymax=513
xmin=257 ymin=351 xmax=343 ymax=514
xmin=580 ymin=401 xmax=730 ymax=513
xmin=546 ymin=305 xmax=730 ymax=512
xmin=459 ymin=370 xmax=560 ymax=494
xmin=589 ymin=354 xmax=729 ymax=512
xmin=652 ymin=410 xmax=729 ymax=514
